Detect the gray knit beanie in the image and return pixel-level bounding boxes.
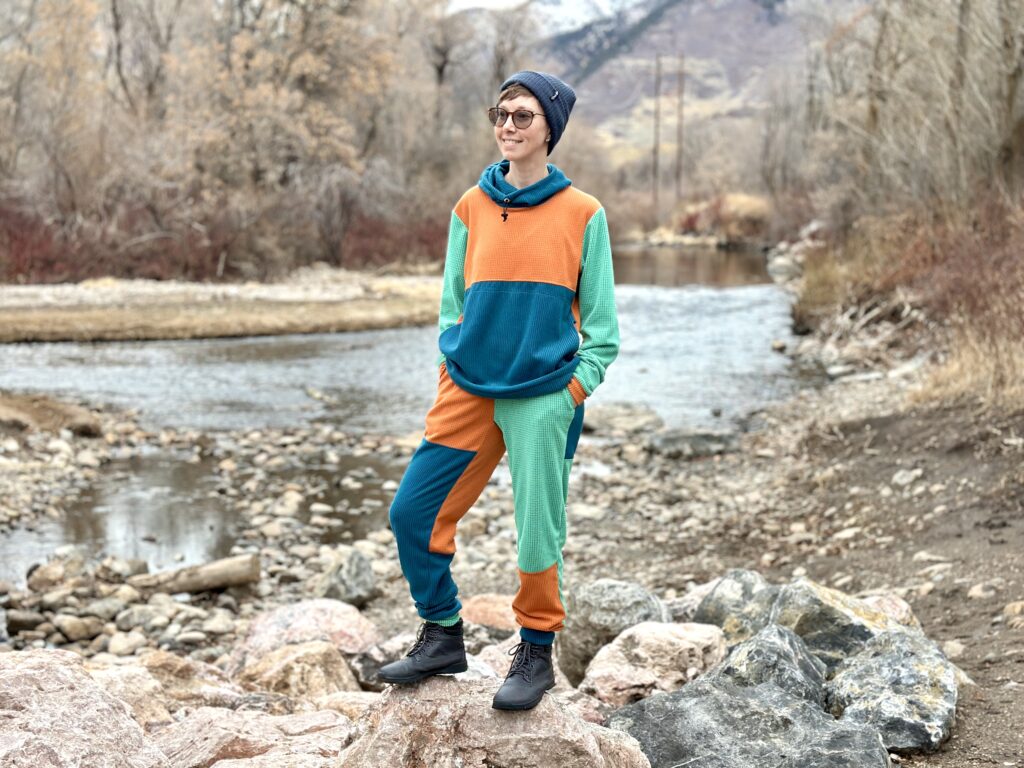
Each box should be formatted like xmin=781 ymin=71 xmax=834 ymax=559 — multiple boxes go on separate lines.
xmin=499 ymin=71 xmax=576 ymax=155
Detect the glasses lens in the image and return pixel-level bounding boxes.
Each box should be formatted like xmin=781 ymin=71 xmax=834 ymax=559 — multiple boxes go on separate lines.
xmin=512 ymin=110 xmax=533 ymax=129
xmin=488 ymin=107 xmax=507 ymax=126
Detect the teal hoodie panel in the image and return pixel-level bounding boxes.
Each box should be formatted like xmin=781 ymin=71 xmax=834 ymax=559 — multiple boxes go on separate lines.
xmin=477 ymin=160 xmax=572 ymax=208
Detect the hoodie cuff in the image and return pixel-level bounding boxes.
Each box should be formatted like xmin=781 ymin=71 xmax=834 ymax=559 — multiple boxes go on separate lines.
xmin=568 ymin=377 xmax=587 ymax=407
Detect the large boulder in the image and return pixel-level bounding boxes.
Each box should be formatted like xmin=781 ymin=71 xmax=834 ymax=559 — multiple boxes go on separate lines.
xmin=827 ymin=630 xmax=958 ymax=753
xmin=768 ymin=578 xmax=911 ymax=672
xmin=693 ymin=569 xmax=779 ymax=645
xmin=154 ymin=707 xmax=354 ymax=768
xmin=579 ymin=621 xmax=726 ymax=707
xmin=224 ymin=599 xmax=379 ymax=676
xmin=237 ymin=641 xmax=362 ymax=705
xmin=608 ymin=677 xmax=892 ymax=768
xmin=0 ymin=649 xmax=167 ymax=767
xmin=86 ymin=661 xmax=175 ymax=730
xmin=704 ymin=623 xmax=828 ymax=707
xmin=338 ymin=677 xmax=650 ymax=767
xmin=557 ymin=579 xmax=666 ymax=685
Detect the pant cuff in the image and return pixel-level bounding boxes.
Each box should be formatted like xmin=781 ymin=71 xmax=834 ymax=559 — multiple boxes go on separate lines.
xmin=520 ymin=627 xmax=555 ymax=645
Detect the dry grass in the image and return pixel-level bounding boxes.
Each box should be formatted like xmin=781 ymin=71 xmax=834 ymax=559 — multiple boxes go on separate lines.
xmin=798 ymin=196 xmax=1024 ymax=408
xmin=921 ymin=326 xmax=1024 ymax=406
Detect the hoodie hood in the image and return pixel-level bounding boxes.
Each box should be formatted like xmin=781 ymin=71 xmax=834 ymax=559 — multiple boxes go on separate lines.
xmin=478 ymin=160 xmax=572 ymax=209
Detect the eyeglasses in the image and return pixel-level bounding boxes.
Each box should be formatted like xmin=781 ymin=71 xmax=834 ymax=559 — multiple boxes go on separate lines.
xmin=486 ymin=106 xmax=545 ymax=129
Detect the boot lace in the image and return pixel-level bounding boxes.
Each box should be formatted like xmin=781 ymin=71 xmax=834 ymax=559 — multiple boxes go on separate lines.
xmin=406 ymin=622 xmax=445 ymax=657
xmin=504 ymin=641 xmax=535 ymax=682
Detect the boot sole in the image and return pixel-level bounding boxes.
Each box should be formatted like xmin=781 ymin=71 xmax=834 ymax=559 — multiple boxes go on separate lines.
xmin=377 ymin=660 xmax=469 ymax=685
xmin=491 ymin=680 xmax=555 ymax=711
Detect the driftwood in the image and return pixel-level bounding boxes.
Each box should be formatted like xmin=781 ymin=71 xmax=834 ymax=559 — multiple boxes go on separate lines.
xmin=126 ymin=554 xmax=260 ymax=594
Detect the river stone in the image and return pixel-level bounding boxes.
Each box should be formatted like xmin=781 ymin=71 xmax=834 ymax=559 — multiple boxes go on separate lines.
xmin=52 ymin=613 xmax=106 ymax=642
xmin=583 ymin=402 xmax=664 ymax=435
xmin=0 ymin=607 xmax=7 ymax=642
xmin=154 ymin=706 xmax=354 ymax=767
xmin=693 ymin=569 xmax=779 ymax=644
xmin=580 ymin=621 xmax=726 ymax=707
xmin=96 ymin=555 xmax=149 ymax=582
xmin=237 ymin=641 xmax=362 ymax=703
xmin=827 ymin=630 xmax=957 ymax=753
xmin=225 ymin=599 xmax=380 ymax=676
xmin=27 ymin=552 xmax=89 ymax=592
xmin=4 ymin=608 xmax=43 ymax=634
xmin=310 ymin=545 xmax=378 ymax=608
xmin=337 ymin=677 xmax=650 ymax=767
xmin=704 ymin=623 xmax=828 ymax=707
xmin=768 ymin=577 xmax=910 ymax=672
xmin=608 ymin=677 xmax=892 ymax=768
xmin=558 ymin=579 xmax=667 ymax=686
xmin=0 ymin=648 xmax=167 ymax=767
xmin=116 ymin=604 xmax=165 ymax=632
xmin=646 ymin=428 xmax=739 ymax=459
xmin=81 ymin=596 xmax=128 ymax=621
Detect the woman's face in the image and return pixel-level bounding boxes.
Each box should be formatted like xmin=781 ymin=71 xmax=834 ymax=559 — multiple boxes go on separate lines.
xmin=494 ymin=93 xmax=549 ymax=165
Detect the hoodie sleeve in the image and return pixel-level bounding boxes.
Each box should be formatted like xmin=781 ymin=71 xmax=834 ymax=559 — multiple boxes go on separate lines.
xmin=570 ymin=206 xmax=620 ymax=401
xmin=436 ymin=210 xmax=468 ymax=367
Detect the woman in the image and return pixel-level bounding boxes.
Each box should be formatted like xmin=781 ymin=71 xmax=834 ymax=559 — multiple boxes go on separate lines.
xmin=379 ymin=70 xmax=619 ymax=711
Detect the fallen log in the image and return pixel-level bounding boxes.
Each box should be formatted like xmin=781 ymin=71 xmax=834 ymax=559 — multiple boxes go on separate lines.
xmin=126 ymin=554 xmax=260 ymax=594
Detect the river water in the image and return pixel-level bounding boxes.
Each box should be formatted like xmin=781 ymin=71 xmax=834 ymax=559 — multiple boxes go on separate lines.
xmin=0 ymin=245 xmax=815 ymax=586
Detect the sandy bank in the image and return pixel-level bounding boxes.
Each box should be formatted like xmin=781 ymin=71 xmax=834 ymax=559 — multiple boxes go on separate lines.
xmin=0 ymin=263 xmax=441 ymax=343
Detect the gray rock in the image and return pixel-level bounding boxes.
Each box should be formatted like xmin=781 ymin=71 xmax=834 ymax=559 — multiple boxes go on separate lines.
xmin=558 ymin=579 xmax=667 ymax=686
xmin=5 ymin=608 xmax=44 ymax=633
xmin=96 ymin=555 xmax=149 ymax=582
xmin=116 ymin=605 xmax=165 ymax=633
xmin=827 ymin=630 xmax=957 ymax=753
xmin=608 ymin=677 xmax=891 ymax=768
xmin=768 ymin=578 xmax=912 ymax=673
xmin=81 ymin=596 xmax=127 ymax=622
xmin=693 ymin=569 xmax=778 ymax=644
xmin=646 ymin=428 xmax=739 ymax=459
xmin=705 ymin=623 xmax=828 ymax=707
xmin=310 ymin=545 xmax=379 ymax=608
xmin=0 ymin=607 xmax=6 ymax=643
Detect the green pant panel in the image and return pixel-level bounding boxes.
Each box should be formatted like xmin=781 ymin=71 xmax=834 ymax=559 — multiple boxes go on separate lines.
xmin=493 ymin=386 xmax=578 ymax=575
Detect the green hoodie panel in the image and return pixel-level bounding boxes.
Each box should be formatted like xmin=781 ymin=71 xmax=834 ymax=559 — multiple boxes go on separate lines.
xmin=436 ymin=211 xmax=468 ymax=367
xmin=573 ymin=207 xmax=620 ymax=396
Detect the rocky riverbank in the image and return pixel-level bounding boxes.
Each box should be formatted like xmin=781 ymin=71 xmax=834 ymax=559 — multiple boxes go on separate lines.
xmin=2 ymin=242 xmax=1023 ymax=765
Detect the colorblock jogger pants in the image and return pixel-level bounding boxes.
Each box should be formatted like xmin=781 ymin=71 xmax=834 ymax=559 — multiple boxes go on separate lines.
xmin=389 ymin=362 xmax=585 ymax=639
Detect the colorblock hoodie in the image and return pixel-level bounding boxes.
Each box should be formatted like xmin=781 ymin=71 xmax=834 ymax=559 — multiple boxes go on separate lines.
xmin=437 ymin=159 xmax=619 ymax=403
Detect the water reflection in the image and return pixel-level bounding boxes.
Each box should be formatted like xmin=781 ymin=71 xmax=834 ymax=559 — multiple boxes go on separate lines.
xmin=613 ymin=244 xmax=768 ymax=287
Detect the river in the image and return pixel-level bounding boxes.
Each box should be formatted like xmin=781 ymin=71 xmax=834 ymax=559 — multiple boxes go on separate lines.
xmin=0 ymin=245 xmax=815 ymax=585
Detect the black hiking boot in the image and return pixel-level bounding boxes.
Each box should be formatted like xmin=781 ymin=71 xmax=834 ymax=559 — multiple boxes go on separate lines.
xmin=377 ymin=620 xmax=468 ymax=684
xmin=491 ymin=640 xmax=555 ymax=711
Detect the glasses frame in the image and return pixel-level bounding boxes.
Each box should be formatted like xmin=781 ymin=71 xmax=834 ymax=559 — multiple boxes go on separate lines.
xmin=487 ymin=106 xmax=546 ymax=130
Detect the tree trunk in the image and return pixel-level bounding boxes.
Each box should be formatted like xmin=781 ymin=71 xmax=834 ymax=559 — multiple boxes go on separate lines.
xmin=126 ymin=554 xmax=260 ymax=594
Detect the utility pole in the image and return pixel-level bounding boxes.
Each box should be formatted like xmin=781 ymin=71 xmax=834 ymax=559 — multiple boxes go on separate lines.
xmin=653 ymin=53 xmax=662 ymax=225
xmin=675 ymin=53 xmax=684 ymax=207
